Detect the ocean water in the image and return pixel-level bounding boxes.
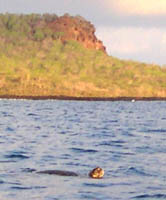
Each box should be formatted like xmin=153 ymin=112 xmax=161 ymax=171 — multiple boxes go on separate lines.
xmin=0 ymin=99 xmax=166 ymax=200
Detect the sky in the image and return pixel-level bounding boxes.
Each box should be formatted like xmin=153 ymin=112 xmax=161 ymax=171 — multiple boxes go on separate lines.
xmin=1 ymin=0 xmax=166 ymax=65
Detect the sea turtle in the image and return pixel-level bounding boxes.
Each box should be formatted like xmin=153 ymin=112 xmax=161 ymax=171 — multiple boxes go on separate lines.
xmin=37 ymin=167 xmax=104 ymax=179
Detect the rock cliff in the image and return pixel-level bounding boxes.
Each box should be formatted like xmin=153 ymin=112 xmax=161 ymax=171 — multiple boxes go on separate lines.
xmin=48 ymin=14 xmax=106 ymax=53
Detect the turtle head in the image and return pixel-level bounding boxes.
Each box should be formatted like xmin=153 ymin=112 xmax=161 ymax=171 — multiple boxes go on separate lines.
xmin=89 ymin=167 xmax=104 ymax=179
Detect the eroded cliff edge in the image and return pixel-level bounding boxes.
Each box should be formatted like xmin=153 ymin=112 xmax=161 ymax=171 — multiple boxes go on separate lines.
xmin=48 ymin=14 xmax=106 ymax=52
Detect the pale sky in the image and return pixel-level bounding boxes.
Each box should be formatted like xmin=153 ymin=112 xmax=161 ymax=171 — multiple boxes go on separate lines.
xmin=1 ymin=0 xmax=166 ymax=65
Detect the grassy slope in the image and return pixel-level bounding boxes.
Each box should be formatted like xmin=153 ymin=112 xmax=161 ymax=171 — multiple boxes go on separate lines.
xmin=1 ymin=37 xmax=166 ymax=98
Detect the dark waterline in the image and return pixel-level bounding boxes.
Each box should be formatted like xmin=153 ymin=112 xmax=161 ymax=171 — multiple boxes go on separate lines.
xmin=1 ymin=95 xmax=166 ymax=101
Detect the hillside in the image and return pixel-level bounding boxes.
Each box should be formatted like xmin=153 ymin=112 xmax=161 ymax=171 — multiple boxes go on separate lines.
xmin=1 ymin=13 xmax=166 ymax=98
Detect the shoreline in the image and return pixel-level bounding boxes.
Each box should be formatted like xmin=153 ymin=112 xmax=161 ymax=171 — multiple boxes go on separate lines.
xmin=1 ymin=95 xmax=166 ymax=101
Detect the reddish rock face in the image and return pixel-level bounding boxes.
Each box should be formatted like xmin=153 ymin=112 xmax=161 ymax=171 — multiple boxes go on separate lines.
xmin=48 ymin=15 xmax=106 ymax=53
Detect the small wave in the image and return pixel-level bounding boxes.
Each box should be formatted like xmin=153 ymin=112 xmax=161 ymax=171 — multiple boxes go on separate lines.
xmin=84 ymin=183 xmax=108 ymax=188
xmin=5 ymin=151 xmax=29 ymax=160
xmin=122 ymin=131 xmax=136 ymax=137
xmin=108 ymin=120 xmax=118 ymax=123
xmin=27 ymin=113 xmax=38 ymax=116
xmin=1 ymin=111 xmax=13 ymax=117
xmin=5 ymin=127 xmax=15 ymax=132
xmin=145 ymin=129 xmax=166 ymax=133
xmin=11 ymin=186 xmax=46 ymax=190
xmin=133 ymin=194 xmax=166 ymax=199
xmin=5 ymin=154 xmax=29 ymax=159
xmin=99 ymin=140 xmax=125 ymax=147
xmin=0 ymin=160 xmax=16 ymax=163
xmin=108 ymin=150 xmax=135 ymax=156
xmin=0 ymin=180 xmax=4 ymax=184
xmin=22 ymin=168 xmax=36 ymax=173
xmin=127 ymin=167 xmax=153 ymax=177
xmin=11 ymin=186 xmax=31 ymax=190
xmin=70 ymin=148 xmax=98 ymax=153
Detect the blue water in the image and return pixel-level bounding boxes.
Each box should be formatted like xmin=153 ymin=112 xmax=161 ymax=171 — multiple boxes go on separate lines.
xmin=0 ymin=100 xmax=166 ymax=200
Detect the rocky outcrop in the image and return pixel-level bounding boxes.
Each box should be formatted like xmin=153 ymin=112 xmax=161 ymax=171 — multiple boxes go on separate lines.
xmin=48 ymin=15 xmax=106 ymax=53
xmin=0 ymin=13 xmax=106 ymax=53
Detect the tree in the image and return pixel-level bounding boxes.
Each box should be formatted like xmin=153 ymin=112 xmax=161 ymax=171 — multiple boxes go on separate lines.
xmin=34 ymin=29 xmax=45 ymax=41
xmin=52 ymin=32 xmax=64 ymax=40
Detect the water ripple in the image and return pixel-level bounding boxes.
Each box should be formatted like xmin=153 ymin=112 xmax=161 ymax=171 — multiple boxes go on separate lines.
xmin=133 ymin=194 xmax=166 ymax=199
xmin=70 ymin=148 xmax=98 ymax=153
xmin=145 ymin=129 xmax=166 ymax=133
xmin=126 ymin=167 xmax=154 ymax=177
xmin=4 ymin=151 xmax=29 ymax=160
xmin=11 ymin=186 xmax=46 ymax=190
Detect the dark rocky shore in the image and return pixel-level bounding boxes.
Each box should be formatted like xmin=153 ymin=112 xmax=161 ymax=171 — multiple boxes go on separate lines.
xmin=1 ymin=95 xmax=166 ymax=101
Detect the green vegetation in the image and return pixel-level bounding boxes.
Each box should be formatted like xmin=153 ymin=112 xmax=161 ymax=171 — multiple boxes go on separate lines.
xmin=0 ymin=13 xmax=166 ymax=97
